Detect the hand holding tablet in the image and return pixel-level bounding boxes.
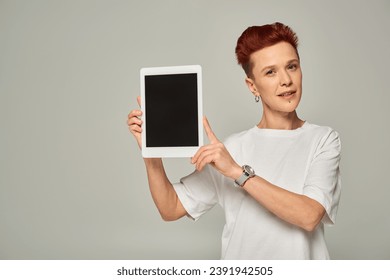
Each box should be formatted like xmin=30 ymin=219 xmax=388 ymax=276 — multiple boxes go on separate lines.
xmin=140 ymin=65 xmax=203 ymax=158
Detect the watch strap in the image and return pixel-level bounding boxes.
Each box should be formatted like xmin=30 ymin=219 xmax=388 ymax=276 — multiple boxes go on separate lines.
xmin=234 ymin=165 xmax=255 ymax=187
xmin=235 ymin=172 xmax=249 ymax=187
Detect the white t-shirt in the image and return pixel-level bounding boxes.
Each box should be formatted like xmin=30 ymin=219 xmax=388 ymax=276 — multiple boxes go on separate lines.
xmin=173 ymin=122 xmax=341 ymax=259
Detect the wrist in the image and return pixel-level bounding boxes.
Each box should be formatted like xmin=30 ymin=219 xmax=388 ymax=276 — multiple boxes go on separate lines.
xmin=231 ymin=165 xmax=243 ymax=181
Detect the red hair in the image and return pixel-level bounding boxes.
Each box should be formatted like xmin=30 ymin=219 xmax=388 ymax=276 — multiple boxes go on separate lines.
xmin=235 ymin=22 xmax=299 ymax=76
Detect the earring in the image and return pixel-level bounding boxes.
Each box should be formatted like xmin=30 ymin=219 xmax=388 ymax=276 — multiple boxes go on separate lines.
xmin=255 ymin=95 xmax=260 ymax=102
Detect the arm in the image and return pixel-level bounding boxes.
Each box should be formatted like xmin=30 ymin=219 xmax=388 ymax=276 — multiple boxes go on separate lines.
xmin=143 ymin=158 xmax=187 ymax=221
xmin=241 ymin=175 xmax=325 ymax=232
xmin=192 ymin=117 xmax=325 ymax=232
xmin=127 ymin=96 xmax=187 ymax=221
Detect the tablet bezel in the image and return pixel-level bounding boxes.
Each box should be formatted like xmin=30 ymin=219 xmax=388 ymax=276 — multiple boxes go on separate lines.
xmin=140 ymin=65 xmax=203 ymax=158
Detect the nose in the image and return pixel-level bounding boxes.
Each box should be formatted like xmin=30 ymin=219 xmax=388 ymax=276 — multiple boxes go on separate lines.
xmin=279 ymin=70 xmax=292 ymax=87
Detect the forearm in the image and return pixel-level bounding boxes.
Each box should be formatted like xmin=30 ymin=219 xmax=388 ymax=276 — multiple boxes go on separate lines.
xmin=143 ymin=158 xmax=186 ymax=221
xmin=242 ymin=175 xmax=325 ymax=231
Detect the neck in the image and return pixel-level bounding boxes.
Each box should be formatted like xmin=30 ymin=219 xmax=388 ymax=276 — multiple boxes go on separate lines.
xmin=257 ymin=110 xmax=304 ymax=130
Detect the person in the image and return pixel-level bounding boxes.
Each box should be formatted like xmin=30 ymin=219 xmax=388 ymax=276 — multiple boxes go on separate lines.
xmin=127 ymin=22 xmax=341 ymax=259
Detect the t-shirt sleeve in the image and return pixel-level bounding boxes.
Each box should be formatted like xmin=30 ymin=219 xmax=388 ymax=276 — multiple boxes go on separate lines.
xmin=173 ymin=165 xmax=219 ymax=221
xmin=303 ymin=129 xmax=341 ymax=225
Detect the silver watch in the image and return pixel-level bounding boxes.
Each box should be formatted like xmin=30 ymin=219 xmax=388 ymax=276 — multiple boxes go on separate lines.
xmin=234 ymin=165 xmax=255 ymax=187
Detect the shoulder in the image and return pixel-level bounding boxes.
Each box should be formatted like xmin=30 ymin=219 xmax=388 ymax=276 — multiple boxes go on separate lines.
xmin=304 ymin=123 xmax=341 ymax=154
xmin=306 ymin=122 xmax=340 ymax=140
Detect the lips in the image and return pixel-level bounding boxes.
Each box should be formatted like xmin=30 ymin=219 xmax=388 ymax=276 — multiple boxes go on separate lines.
xmin=278 ymin=91 xmax=295 ymax=98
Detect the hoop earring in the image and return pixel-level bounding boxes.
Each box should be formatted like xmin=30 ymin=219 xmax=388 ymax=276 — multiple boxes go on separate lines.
xmin=255 ymin=95 xmax=260 ymax=102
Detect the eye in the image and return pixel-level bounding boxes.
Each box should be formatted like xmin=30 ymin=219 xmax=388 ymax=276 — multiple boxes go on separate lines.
xmin=287 ymin=63 xmax=298 ymax=71
xmin=265 ymin=69 xmax=275 ymax=76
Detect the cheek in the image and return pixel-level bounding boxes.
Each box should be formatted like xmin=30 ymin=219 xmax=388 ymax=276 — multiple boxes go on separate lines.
xmin=294 ymin=71 xmax=303 ymax=86
xmin=256 ymin=79 xmax=278 ymax=95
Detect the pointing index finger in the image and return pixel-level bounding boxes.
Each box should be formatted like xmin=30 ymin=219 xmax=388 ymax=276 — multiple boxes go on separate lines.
xmin=203 ymin=116 xmax=219 ymax=143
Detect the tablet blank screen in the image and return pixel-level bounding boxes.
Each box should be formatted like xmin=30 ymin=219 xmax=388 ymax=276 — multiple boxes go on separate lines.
xmin=145 ymin=73 xmax=199 ymax=147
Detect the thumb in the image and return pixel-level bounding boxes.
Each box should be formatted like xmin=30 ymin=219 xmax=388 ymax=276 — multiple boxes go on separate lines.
xmin=137 ymin=96 xmax=141 ymax=107
xmin=203 ymin=116 xmax=219 ymax=143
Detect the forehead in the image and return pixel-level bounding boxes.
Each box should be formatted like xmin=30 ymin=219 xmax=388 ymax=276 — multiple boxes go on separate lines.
xmin=250 ymin=42 xmax=299 ymax=68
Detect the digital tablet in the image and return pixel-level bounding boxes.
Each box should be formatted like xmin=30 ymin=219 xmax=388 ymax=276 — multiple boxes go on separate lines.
xmin=140 ymin=65 xmax=203 ymax=158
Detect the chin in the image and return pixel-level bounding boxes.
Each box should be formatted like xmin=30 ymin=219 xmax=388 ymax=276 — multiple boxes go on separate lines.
xmin=286 ymin=103 xmax=299 ymax=112
xmin=263 ymin=98 xmax=301 ymax=114
xmin=277 ymin=99 xmax=300 ymax=111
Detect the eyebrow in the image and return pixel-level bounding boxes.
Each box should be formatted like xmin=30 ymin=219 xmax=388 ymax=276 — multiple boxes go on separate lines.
xmin=260 ymin=59 xmax=300 ymax=73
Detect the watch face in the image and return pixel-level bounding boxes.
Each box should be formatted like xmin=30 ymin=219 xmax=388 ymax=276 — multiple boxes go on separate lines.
xmin=243 ymin=165 xmax=255 ymax=176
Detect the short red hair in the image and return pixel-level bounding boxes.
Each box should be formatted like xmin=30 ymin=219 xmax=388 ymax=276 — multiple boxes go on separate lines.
xmin=235 ymin=22 xmax=299 ymax=76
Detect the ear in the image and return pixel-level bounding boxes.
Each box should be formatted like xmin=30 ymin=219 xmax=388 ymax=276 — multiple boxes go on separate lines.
xmin=245 ymin=77 xmax=258 ymax=97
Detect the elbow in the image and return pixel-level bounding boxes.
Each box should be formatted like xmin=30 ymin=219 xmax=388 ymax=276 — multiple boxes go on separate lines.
xmin=160 ymin=213 xmax=177 ymax=222
xmin=301 ymin=220 xmax=320 ymax=232
xmin=300 ymin=209 xmax=325 ymax=232
xmin=159 ymin=209 xmax=182 ymax=222
xmin=298 ymin=197 xmax=326 ymax=232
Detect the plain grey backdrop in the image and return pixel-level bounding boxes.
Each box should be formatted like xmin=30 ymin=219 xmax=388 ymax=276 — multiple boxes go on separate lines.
xmin=1 ymin=0 xmax=389 ymax=259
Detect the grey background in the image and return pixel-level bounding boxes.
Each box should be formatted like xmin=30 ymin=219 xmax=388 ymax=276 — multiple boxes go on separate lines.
xmin=1 ymin=0 xmax=389 ymax=259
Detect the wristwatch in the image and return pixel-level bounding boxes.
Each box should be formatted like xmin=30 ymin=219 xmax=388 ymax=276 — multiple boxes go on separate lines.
xmin=234 ymin=165 xmax=255 ymax=187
